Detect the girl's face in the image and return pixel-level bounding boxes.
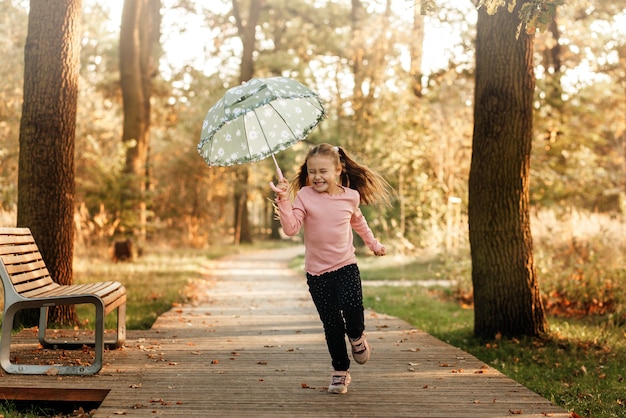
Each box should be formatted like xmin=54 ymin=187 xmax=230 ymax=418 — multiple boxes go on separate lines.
xmin=306 ymin=154 xmax=342 ymax=194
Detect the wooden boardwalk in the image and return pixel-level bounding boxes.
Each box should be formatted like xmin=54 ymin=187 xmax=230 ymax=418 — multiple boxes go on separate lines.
xmin=0 ymin=246 xmax=571 ymax=417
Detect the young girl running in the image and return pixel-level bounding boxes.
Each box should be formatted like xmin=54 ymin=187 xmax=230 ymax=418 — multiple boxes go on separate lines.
xmin=271 ymin=143 xmax=392 ymax=394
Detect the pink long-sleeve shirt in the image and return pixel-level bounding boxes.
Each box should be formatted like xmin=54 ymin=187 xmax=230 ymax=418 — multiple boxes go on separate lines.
xmin=277 ymin=185 xmax=383 ymax=276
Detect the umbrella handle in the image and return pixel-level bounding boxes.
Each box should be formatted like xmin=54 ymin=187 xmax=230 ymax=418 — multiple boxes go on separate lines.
xmin=269 ymin=153 xmax=285 ymax=193
xmin=271 ymin=154 xmax=283 ymax=180
xmin=269 ymin=181 xmax=283 ymax=193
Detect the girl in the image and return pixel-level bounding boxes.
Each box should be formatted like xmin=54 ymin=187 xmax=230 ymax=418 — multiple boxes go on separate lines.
xmin=271 ymin=143 xmax=392 ymax=394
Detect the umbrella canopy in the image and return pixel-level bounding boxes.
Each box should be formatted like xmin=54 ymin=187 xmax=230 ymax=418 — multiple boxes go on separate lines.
xmin=198 ymin=77 xmax=325 ymax=169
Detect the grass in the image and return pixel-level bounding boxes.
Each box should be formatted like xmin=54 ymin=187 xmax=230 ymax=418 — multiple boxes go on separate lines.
xmin=0 ymin=402 xmax=94 ymax=418
xmin=0 ymin=402 xmax=63 ymax=418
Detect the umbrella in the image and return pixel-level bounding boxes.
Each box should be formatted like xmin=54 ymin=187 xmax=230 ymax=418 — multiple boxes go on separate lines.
xmin=198 ymin=77 xmax=325 ymax=179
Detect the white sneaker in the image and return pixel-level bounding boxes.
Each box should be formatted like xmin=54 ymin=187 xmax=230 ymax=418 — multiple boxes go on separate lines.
xmin=328 ymin=370 xmax=351 ymax=394
xmin=350 ymin=334 xmax=370 ymax=365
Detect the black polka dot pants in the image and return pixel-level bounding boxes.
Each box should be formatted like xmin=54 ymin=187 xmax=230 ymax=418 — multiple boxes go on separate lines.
xmin=306 ymin=263 xmax=365 ymax=371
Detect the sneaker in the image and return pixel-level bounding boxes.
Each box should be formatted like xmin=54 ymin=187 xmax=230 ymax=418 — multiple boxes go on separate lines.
xmin=328 ymin=370 xmax=351 ymax=394
xmin=350 ymin=334 xmax=370 ymax=364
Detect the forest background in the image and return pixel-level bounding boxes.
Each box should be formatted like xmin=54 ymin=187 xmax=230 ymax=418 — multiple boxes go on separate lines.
xmin=0 ymin=0 xmax=625 ymax=321
xmin=2 ymin=0 xmax=624 ymax=249
xmin=0 ymin=0 xmax=624 ymax=415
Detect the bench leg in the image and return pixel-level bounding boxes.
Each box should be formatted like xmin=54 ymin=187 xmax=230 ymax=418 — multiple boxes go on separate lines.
xmin=39 ymin=303 xmax=126 ymax=350
xmin=0 ymin=299 xmax=105 ymax=375
xmin=114 ymin=303 xmax=127 ymax=348
xmin=0 ymin=306 xmax=17 ymax=374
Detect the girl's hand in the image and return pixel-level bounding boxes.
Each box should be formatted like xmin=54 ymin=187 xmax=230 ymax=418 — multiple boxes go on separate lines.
xmin=270 ymin=177 xmax=289 ymax=200
xmin=374 ymin=246 xmax=386 ymax=256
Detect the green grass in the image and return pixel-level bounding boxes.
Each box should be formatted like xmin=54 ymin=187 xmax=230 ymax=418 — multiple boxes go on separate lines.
xmin=0 ymin=401 xmax=91 ymax=418
xmin=360 ymin=257 xmax=626 ymax=418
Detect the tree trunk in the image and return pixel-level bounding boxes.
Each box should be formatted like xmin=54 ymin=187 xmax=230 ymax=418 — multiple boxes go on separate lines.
xmin=231 ymin=0 xmax=263 ymax=244
xmin=468 ymin=2 xmax=547 ymax=338
xmin=16 ymin=0 xmax=82 ymax=327
xmin=410 ymin=4 xmax=425 ymax=98
xmin=119 ymin=0 xmax=161 ymax=240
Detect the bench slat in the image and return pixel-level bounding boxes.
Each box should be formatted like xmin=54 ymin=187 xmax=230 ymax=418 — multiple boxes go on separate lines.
xmin=15 ymin=278 xmax=59 ymax=295
xmin=32 ymin=283 xmax=126 ymax=315
xmin=1 ymin=249 xmax=45 ymax=263
xmin=5 ymin=262 xmax=50 ymax=280
xmin=0 ymin=243 xmax=39 ymax=257
xmin=0 ymin=233 xmax=35 ymax=246
xmin=41 ymin=282 xmax=123 ymax=298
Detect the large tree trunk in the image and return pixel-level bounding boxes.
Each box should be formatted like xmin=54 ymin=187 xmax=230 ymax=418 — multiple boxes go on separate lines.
xmin=231 ymin=0 xmax=263 ymax=244
xmin=119 ymin=0 xmax=161 ymax=240
xmin=16 ymin=0 xmax=82 ymax=327
xmin=468 ymin=2 xmax=547 ymax=338
xmin=409 ymin=4 xmax=425 ymax=98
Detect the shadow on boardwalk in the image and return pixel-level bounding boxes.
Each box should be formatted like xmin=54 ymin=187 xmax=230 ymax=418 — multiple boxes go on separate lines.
xmin=1 ymin=246 xmax=570 ymax=417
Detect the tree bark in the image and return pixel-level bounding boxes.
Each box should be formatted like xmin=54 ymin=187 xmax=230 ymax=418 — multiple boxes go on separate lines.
xmin=410 ymin=4 xmax=425 ymax=98
xmin=469 ymin=2 xmax=547 ymax=338
xmin=119 ymin=0 xmax=161 ymax=240
xmin=17 ymin=0 xmax=82 ymax=327
xmin=231 ymin=0 xmax=263 ymax=244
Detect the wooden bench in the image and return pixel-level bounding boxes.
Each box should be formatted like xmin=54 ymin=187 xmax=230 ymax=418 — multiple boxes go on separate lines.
xmin=0 ymin=227 xmax=126 ymax=375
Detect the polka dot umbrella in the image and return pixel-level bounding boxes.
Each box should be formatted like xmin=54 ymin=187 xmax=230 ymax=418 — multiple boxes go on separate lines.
xmin=198 ymin=77 xmax=326 ymax=180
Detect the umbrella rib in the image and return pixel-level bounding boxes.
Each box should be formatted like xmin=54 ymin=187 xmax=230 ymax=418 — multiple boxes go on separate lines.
xmin=251 ymin=108 xmax=282 ymax=174
xmin=266 ymin=101 xmax=299 ymax=140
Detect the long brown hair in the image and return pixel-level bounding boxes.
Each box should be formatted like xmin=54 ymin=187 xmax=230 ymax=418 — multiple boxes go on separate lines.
xmin=290 ymin=143 xmax=393 ymax=206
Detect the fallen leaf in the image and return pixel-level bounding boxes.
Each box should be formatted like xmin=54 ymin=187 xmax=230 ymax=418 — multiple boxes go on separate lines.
xmin=45 ymin=368 xmax=59 ymax=376
xmin=508 ymin=409 xmax=523 ymax=415
xmin=257 ymin=361 xmax=268 ymax=365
